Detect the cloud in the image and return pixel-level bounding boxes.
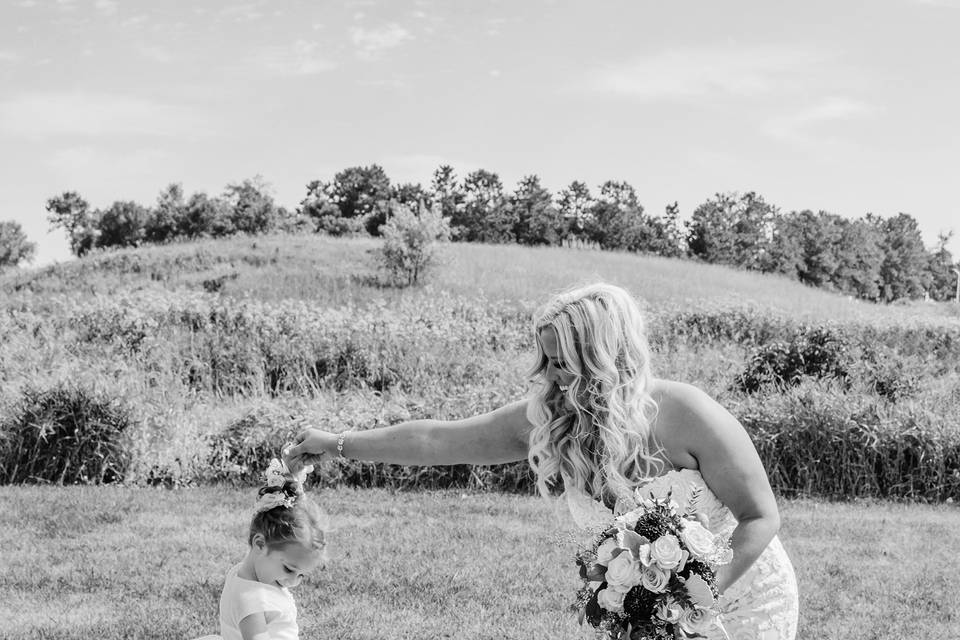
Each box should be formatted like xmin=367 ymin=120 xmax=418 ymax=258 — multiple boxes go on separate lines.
xmin=350 ymin=24 xmax=413 ymax=59
xmin=914 ymin=0 xmax=960 ymax=7
xmin=48 ymin=145 xmax=171 ymax=176
xmin=0 ymin=93 xmax=211 ymax=138
xmin=94 ymin=0 xmax=118 ymax=16
xmin=256 ymin=40 xmax=335 ymax=76
xmin=763 ymin=97 xmax=876 ymax=147
xmin=137 ymin=44 xmax=174 ymax=63
xmin=588 ymin=45 xmax=827 ymax=101
xmin=0 ymin=51 xmax=21 ymax=63
xmin=218 ymin=3 xmax=265 ymax=22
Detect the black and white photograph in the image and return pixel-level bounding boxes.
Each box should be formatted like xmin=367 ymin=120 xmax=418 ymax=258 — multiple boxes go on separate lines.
xmin=1 ymin=1 xmax=958 ymax=638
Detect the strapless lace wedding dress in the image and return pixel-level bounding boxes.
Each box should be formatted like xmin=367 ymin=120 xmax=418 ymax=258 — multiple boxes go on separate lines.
xmin=564 ymin=468 xmax=799 ymax=640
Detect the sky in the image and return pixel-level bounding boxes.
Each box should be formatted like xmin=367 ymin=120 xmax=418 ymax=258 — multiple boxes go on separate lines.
xmin=1 ymin=0 xmax=958 ymax=266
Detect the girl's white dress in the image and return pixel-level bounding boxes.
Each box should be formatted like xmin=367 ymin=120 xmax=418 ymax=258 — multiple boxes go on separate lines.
xmin=195 ymin=563 xmax=300 ymax=640
xmin=566 ymin=468 xmax=799 ymax=640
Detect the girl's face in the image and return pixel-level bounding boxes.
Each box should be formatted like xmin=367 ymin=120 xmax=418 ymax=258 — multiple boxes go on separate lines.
xmin=539 ymin=326 xmax=577 ymax=392
xmin=252 ymin=536 xmax=324 ymax=589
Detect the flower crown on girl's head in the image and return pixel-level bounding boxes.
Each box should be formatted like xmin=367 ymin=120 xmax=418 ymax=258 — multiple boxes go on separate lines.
xmin=254 ymin=455 xmax=315 ymax=514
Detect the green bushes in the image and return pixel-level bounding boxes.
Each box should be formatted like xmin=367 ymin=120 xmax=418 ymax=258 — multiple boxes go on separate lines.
xmin=206 ymin=407 xmax=298 ymax=484
xmin=0 ymin=384 xmax=133 ymax=484
xmin=2 ymin=268 xmax=959 ymax=501
xmin=376 ymin=203 xmax=450 ymax=287
xmin=735 ymin=326 xmax=852 ymax=392
xmin=741 ymin=384 xmax=960 ymax=501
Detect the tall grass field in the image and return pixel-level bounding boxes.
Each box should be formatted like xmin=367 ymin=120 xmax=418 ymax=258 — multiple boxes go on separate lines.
xmin=2 ymin=234 xmax=959 ymax=638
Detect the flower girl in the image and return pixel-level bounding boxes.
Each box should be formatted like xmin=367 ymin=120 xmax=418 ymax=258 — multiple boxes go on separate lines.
xmin=197 ymin=456 xmax=327 ymax=640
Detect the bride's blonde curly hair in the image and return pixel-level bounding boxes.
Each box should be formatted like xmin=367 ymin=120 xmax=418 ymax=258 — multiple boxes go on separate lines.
xmin=526 ymin=282 xmax=662 ymax=504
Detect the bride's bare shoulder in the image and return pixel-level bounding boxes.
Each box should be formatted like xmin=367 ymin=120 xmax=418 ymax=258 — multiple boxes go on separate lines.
xmin=650 ymin=378 xmax=716 ymax=416
xmin=649 ymin=379 xmax=737 ymax=467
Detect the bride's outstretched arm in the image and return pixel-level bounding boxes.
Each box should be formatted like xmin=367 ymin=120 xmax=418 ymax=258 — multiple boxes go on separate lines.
xmin=285 ymin=399 xmax=533 ymax=467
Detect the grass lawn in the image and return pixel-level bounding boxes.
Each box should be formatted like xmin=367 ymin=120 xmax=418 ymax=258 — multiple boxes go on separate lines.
xmin=3 ymin=486 xmax=957 ymax=639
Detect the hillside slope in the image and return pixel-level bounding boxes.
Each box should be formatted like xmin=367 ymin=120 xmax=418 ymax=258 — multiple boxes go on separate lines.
xmin=3 ymin=233 xmax=957 ymax=327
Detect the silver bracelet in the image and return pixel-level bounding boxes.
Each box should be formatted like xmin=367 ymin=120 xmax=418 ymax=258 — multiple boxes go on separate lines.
xmin=336 ymin=431 xmax=352 ymax=458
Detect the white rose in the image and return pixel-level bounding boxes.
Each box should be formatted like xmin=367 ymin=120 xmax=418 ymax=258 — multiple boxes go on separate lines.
xmin=654 ymin=596 xmax=683 ymax=623
xmin=678 ymin=605 xmax=716 ymax=636
xmin=640 ymin=563 xmax=670 ymax=593
xmin=596 ymin=537 xmax=618 ymax=565
xmin=680 ymin=519 xmax=716 ymax=560
xmin=605 ymin=551 xmax=644 ymax=593
xmin=650 ymin=534 xmax=684 ymax=570
xmin=596 ymin=587 xmax=626 ymax=613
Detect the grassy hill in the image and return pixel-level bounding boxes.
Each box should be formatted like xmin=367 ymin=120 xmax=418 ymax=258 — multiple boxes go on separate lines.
xmin=1 ymin=233 xmax=959 ymax=500
xmin=5 ymin=234 xmax=959 ymax=325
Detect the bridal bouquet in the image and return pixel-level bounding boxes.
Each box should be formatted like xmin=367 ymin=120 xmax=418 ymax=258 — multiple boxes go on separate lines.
xmin=573 ymin=491 xmax=732 ymax=640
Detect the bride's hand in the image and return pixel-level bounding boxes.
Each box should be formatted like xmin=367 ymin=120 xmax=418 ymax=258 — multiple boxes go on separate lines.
xmin=284 ymin=428 xmax=336 ymax=470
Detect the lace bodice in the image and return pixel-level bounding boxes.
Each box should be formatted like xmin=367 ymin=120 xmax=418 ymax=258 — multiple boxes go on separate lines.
xmin=563 ymin=469 xmax=799 ymax=640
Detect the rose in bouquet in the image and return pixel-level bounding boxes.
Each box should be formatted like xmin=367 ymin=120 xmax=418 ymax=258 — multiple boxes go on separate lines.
xmin=573 ymin=491 xmax=732 ymax=639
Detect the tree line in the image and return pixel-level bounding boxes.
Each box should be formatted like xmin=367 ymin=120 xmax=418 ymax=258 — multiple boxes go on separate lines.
xmin=1 ymin=164 xmax=957 ymax=302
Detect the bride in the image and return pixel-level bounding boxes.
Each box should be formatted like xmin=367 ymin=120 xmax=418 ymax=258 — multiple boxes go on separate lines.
xmin=285 ymin=282 xmax=799 ymax=639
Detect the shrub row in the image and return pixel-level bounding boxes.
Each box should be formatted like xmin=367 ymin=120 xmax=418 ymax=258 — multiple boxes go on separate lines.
xmin=651 ymin=307 xmax=960 ymax=364
xmin=740 ymin=384 xmax=960 ymax=502
xmin=3 ymin=381 xmax=957 ymax=502
xmin=5 ymin=292 xmax=955 ymax=404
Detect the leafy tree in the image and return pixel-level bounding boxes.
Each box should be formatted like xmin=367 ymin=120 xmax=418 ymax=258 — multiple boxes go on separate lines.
xmin=223 ymin=176 xmax=279 ymax=235
xmin=511 ymin=175 xmax=561 ymax=245
xmin=146 ymin=183 xmax=186 ymax=243
xmin=377 ymin=202 xmax=451 ymax=286
xmin=393 ymin=182 xmax=432 ymax=211
xmin=834 ymin=217 xmax=884 ymax=300
xmin=586 ymin=180 xmax=648 ymax=251
xmin=0 ymin=220 xmax=36 ymax=268
xmin=763 ymin=211 xmax=806 ymax=278
xmin=299 ymin=180 xmax=356 ymax=235
xmin=430 ymin=165 xmax=464 ymax=223
xmin=686 ymin=191 xmax=777 ymax=270
xmin=458 ymin=169 xmax=516 ymax=243
xmin=873 ymin=212 xmax=931 ymax=301
xmin=767 ymin=210 xmax=846 ymax=286
xmin=46 ymin=191 xmax=98 ymax=257
xmin=328 ymin=165 xmax=392 ymax=235
xmin=557 ymin=181 xmax=593 ymax=242
xmin=97 ymin=201 xmax=149 ymax=248
xmin=646 ymin=201 xmax=685 ymax=258
xmin=924 ymin=231 xmax=958 ymax=301
xmin=179 ymin=192 xmax=232 ymax=238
